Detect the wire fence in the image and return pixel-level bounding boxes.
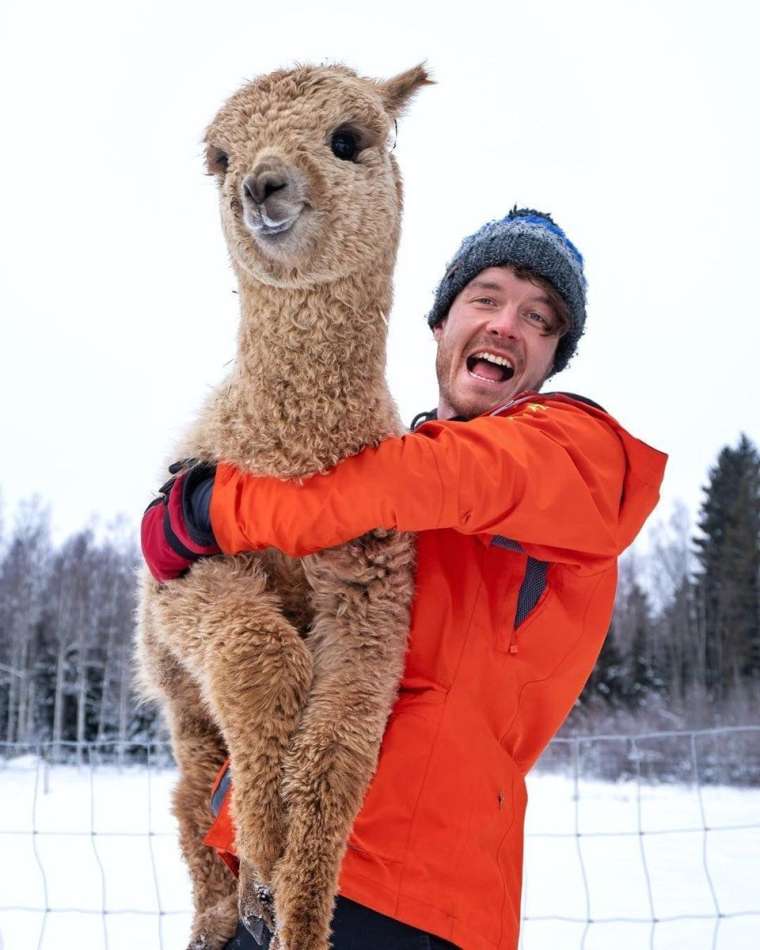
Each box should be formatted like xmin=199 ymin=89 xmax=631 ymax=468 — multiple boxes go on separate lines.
xmin=0 ymin=740 xmax=183 ymax=950
xmin=520 ymin=725 xmax=760 ymax=949
xmin=1 ymin=728 xmax=759 ymax=950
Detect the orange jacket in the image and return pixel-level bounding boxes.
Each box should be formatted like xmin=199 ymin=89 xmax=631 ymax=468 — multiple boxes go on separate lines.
xmin=204 ymin=392 xmax=667 ymax=949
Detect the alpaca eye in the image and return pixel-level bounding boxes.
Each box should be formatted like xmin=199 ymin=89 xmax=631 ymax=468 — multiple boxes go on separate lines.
xmin=206 ymin=145 xmax=229 ymax=176
xmin=330 ymin=128 xmax=360 ymax=162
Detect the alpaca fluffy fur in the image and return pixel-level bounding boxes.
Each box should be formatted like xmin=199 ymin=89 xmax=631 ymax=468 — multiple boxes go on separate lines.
xmin=135 ymin=63 xmax=430 ymax=950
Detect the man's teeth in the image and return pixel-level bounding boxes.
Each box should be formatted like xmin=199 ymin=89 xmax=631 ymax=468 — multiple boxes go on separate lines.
xmin=472 ymin=351 xmax=514 ymax=369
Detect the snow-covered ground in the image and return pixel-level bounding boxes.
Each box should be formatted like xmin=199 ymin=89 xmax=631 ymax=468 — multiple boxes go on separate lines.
xmin=521 ymin=772 xmax=760 ymax=949
xmin=1 ymin=756 xmax=758 ymax=950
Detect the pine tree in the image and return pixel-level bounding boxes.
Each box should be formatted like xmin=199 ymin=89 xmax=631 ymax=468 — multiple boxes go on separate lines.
xmin=583 ymin=621 xmax=627 ymax=706
xmin=623 ymin=581 xmax=661 ymax=706
xmin=693 ymin=434 xmax=760 ymax=699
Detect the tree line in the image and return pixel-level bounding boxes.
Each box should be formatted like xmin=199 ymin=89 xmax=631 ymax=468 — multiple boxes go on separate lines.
xmin=573 ymin=433 xmax=760 ymax=731
xmin=1 ymin=433 xmax=758 ymax=758
xmin=0 ymin=506 xmax=159 ymax=754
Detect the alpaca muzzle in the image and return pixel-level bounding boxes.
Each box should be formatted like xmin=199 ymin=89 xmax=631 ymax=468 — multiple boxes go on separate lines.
xmin=241 ymin=160 xmax=307 ymax=237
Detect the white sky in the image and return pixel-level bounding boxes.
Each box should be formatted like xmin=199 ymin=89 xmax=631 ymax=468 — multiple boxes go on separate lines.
xmin=1 ymin=0 xmax=758 ymax=544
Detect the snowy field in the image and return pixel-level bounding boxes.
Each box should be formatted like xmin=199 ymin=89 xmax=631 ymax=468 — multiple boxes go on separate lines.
xmin=1 ymin=755 xmax=759 ymax=950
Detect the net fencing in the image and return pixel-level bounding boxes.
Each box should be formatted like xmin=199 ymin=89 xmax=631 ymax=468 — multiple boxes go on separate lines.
xmin=519 ymin=725 xmax=760 ymax=950
xmin=0 ymin=727 xmax=758 ymax=950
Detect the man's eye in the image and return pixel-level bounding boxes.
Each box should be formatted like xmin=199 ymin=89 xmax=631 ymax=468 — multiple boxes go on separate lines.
xmin=474 ymin=297 xmax=497 ymax=306
xmin=527 ymin=311 xmax=550 ymax=328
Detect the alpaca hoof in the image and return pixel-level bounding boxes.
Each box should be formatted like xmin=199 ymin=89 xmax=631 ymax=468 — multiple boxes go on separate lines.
xmin=239 ymin=866 xmax=277 ymax=935
xmin=242 ymin=915 xmax=267 ymax=946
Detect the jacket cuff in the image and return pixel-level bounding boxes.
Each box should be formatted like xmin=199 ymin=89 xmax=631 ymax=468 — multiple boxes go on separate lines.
xmin=181 ymin=463 xmax=218 ymax=548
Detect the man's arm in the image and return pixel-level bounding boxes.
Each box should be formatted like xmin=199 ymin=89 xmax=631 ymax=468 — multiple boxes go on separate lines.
xmin=210 ymin=399 xmax=667 ymax=568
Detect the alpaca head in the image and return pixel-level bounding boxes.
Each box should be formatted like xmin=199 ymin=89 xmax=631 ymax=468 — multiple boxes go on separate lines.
xmin=204 ymin=64 xmax=431 ymax=289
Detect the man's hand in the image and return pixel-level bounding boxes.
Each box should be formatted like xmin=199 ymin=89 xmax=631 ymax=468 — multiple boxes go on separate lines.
xmin=141 ymin=460 xmax=221 ymax=583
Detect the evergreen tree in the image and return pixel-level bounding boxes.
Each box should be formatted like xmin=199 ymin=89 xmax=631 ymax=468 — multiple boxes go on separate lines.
xmin=622 ymin=581 xmax=661 ymax=706
xmin=632 ymin=584 xmax=659 ymax=696
xmin=583 ymin=620 xmax=627 ymax=706
xmin=693 ymin=434 xmax=760 ymax=699
xmin=581 ymin=555 xmax=660 ymax=711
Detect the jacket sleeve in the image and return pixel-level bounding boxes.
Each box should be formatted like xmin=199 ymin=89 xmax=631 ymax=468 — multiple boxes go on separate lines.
xmin=210 ymin=400 xmax=665 ymax=567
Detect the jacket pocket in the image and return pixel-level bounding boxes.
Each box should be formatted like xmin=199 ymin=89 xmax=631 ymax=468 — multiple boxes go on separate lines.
xmin=506 ymin=556 xmax=552 ymax=654
xmin=514 ymin=556 xmax=550 ymax=629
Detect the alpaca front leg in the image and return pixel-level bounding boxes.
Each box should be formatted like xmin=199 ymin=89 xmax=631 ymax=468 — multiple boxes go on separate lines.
xmin=272 ymin=628 xmax=410 ymax=948
xmin=272 ymin=728 xmax=379 ymax=950
xmin=152 ymin=556 xmax=313 ymax=934
xmin=213 ymin=629 xmax=311 ymax=943
xmin=204 ymin=606 xmax=313 ymax=886
xmin=269 ymin=535 xmax=414 ymax=949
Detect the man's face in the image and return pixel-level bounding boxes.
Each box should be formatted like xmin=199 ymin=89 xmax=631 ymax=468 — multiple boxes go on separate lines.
xmin=433 ymin=266 xmax=562 ymax=420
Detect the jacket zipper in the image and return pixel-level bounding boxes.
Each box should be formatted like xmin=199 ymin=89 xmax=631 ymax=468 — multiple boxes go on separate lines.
xmin=508 ymin=578 xmax=552 ymax=656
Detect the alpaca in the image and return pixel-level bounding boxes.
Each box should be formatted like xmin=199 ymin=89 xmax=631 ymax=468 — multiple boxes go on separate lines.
xmin=135 ymin=63 xmax=430 ymax=950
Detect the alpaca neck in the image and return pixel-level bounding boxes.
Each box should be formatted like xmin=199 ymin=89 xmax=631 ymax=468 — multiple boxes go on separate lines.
xmin=211 ymin=265 xmax=401 ymax=477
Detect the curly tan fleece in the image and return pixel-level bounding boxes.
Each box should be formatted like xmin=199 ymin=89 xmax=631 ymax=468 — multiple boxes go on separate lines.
xmin=135 ymin=63 xmax=430 ymax=950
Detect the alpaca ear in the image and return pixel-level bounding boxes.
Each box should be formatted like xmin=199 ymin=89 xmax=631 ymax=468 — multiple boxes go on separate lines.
xmin=378 ymin=63 xmax=434 ymax=118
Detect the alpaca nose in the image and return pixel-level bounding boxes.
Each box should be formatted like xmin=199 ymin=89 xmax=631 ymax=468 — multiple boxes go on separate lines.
xmin=239 ymin=158 xmax=307 ymax=235
xmin=242 ymin=167 xmax=289 ymax=206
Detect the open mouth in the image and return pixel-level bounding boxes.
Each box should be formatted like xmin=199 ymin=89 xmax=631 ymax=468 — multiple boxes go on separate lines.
xmin=466 ymin=351 xmax=516 ymax=384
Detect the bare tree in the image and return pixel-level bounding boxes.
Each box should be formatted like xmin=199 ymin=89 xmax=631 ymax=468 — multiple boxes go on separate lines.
xmin=647 ymin=502 xmax=695 ymax=704
xmin=0 ymin=498 xmax=51 ymax=744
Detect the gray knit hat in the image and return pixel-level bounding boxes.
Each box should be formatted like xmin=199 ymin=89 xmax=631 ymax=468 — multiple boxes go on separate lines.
xmin=427 ymin=207 xmax=587 ymax=375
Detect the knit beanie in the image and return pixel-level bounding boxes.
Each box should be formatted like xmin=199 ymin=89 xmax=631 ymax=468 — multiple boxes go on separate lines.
xmin=426 ymin=207 xmax=587 ymax=375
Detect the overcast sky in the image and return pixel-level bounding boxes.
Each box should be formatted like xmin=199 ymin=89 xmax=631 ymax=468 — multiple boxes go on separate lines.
xmin=1 ymin=0 xmax=758 ymax=545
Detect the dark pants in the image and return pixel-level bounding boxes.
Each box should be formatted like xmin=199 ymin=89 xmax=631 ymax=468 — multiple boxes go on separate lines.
xmin=223 ymin=896 xmax=460 ymax=949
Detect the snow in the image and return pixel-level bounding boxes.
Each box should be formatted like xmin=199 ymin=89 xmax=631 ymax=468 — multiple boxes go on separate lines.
xmin=520 ymin=773 xmax=760 ymax=949
xmin=0 ymin=756 xmax=758 ymax=950
xmin=0 ymin=756 xmax=191 ymax=950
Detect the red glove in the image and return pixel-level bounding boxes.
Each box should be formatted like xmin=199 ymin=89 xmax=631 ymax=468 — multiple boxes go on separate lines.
xmin=141 ymin=461 xmax=221 ymax=583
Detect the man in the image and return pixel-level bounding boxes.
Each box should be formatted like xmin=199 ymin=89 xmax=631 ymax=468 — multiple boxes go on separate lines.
xmin=143 ymin=208 xmax=667 ymax=949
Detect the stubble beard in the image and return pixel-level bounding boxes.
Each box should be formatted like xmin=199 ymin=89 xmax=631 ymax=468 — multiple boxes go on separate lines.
xmin=436 ymin=341 xmax=497 ymax=420
xmin=435 ymin=339 xmax=552 ymax=421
